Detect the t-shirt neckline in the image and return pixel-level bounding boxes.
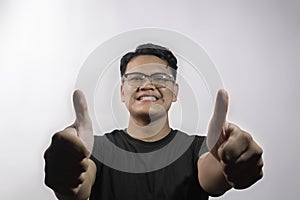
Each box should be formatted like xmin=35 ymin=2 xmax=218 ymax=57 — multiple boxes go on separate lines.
xmin=121 ymin=128 xmax=177 ymax=147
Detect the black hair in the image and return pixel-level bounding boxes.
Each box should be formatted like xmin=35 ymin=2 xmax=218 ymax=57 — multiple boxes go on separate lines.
xmin=120 ymin=43 xmax=178 ymax=79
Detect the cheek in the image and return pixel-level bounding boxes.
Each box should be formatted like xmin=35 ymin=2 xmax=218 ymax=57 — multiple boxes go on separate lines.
xmin=122 ymin=89 xmax=135 ymax=106
xmin=162 ymin=88 xmax=176 ymax=100
xmin=159 ymin=91 xmax=174 ymax=109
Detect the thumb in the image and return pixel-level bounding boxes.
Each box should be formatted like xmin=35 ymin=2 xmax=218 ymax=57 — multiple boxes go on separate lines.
xmin=73 ymin=89 xmax=94 ymax=155
xmin=207 ymin=89 xmax=229 ymax=156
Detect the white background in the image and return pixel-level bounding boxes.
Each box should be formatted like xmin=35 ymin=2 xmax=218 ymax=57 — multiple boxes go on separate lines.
xmin=0 ymin=0 xmax=299 ymax=199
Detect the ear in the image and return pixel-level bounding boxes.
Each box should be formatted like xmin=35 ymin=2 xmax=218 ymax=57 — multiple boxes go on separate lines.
xmin=120 ymin=84 xmax=125 ymax=102
xmin=172 ymin=83 xmax=179 ymax=102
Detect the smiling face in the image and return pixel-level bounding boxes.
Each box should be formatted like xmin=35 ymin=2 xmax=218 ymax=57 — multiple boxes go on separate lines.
xmin=121 ymin=55 xmax=179 ymax=123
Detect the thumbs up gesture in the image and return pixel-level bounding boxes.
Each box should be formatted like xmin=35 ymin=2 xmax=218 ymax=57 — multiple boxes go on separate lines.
xmin=72 ymin=90 xmax=94 ymax=154
xmin=207 ymin=89 xmax=264 ymax=189
xmin=44 ymin=90 xmax=95 ymax=197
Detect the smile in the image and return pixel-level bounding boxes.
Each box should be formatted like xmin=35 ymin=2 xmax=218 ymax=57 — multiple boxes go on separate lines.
xmin=137 ymin=95 xmax=159 ymax=102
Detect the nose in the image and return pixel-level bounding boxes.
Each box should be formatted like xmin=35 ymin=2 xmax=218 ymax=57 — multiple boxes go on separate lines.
xmin=139 ymin=77 xmax=155 ymax=90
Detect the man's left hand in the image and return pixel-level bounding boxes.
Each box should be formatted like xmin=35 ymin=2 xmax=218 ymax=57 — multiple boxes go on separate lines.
xmin=207 ymin=89 xmax=264 ymax=189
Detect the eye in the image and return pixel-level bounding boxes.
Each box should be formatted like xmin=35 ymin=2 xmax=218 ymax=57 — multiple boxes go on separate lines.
xmin=129 ymin=75 xmax=144 ymax=81
xmin=155 ymin=77 xmax=166 ymax=81
xmin=152 ymin=74 xmax=170 ymax=82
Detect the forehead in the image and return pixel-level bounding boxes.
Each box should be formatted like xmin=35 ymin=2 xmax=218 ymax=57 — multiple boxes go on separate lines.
xmin=125 ymin=55 xmax=173 ymax=75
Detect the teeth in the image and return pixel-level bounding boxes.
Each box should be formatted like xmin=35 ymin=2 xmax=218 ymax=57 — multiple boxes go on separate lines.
xmin=140 ymin=96 xmax=157 ymax=101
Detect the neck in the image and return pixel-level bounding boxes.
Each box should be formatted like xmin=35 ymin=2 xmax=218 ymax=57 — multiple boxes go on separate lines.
xmin=127 ymin=114 xmax=171 ymax=142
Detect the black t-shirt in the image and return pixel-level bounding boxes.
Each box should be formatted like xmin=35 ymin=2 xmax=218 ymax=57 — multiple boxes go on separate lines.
xmin=90 ymin=129 xmax=209 ymax=200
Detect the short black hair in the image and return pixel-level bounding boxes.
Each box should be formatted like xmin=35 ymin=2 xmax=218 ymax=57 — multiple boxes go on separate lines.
xmin=120 ymin=43 xmax=178 ymax=79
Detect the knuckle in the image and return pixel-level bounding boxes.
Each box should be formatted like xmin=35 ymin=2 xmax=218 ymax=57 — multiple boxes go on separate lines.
xmin=44 ymin=175 xmax=54 ymax=188
xmin=51 ymin=131 xmax=63 ymax=142
xmin=258 ymin=146 xmax=263 ymax=155
xmin=221 ymin=144 xmax=238 ymax=162
xmin=229 ymin=123 xmax=241 ymax=134
xmin=257 ymin=158 xmax=264 ymax=169
xmin=80 ymin=158 xmax=90 ymax=171
xmin=252 ymin=142 xmax=263 ymax=158
xmin=65 ymin=187 xmax=80 ymax=197
xmin=43 ymin=149 xmax=49 ymax=160
xmin=72 ymin=188 xmax=80 ymax=196
xmin=244 ymin=131 xmax=253 ymax=141
xmin=259 ymin=170 xmax=264 ymax=179
xmin=260 ymin=158 xmax=264 ymax=167
xmin=78 ymin=172 xmax=86 ymax=184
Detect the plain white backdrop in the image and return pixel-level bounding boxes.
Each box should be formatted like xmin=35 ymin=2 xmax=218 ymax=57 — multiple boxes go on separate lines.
xmin=0 ymin=0 xmax=299 ymax=199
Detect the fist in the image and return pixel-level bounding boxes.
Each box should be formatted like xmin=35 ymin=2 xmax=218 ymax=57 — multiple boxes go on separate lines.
xmin=207 ymin=89 xmax=264 ymax=189
xmin=44 ymin=90 xmax=94 ymax=196
xmin=218 ymin=123 xmax=263 ymax=189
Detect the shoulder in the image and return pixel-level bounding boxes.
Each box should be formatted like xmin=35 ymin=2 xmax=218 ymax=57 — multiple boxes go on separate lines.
xmin=174 ymin=129 xmax=208 ymax=156
xmin=94 ymin=129 xmax=124 ymax=140
xmin=92 ymin=129 xmax=125 ymax=151
xmin=175 ymin=129 xmax=206 ymax=143
xmin=94 ymin=129 xmax=124 ymax=136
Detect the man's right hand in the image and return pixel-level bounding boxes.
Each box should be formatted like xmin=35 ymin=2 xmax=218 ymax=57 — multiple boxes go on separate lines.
xmin=44 ymin=90 xmax=95 ymax=199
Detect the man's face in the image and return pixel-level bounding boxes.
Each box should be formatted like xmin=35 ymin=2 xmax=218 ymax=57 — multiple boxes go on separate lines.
xmin=120 ymin=55 xmax=179 ymax=121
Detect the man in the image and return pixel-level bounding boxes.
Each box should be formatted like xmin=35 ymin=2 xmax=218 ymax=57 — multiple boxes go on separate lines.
xmin=44 ymin=44 xmax=263 ymax=200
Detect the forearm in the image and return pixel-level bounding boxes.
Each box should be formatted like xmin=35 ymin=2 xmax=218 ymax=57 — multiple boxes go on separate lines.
xmin=198 ymin=152 xmax=232 ymax=196
xmin=55 ymin=159 xmax=97 ymax=200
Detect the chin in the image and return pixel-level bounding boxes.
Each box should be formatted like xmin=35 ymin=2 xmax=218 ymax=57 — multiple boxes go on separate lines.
xmin=132 ymin=109 xmax=167 ymax=123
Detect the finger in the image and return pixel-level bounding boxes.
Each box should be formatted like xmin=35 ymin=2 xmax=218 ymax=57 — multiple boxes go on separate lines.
xmin=48 ymin=129 xmax=89 ymax=158
xmin=64 ymin=126 xmax=78 ymax=136
xmin=73 ymin=90 xmax=92 ymax=129
xmin=223 ymin=164 xmax=263 ymax=189
xmin=73 ymin=90 xmax=94 ymax=154
xmin=234 ymin=138 xmax=263 ymax=164
xmin=44 ymin=162 xmax=85 ymax=184
xmin=207 ymin=89 xmax=229 ymax=153
xmin=223 ymin=155 xmax=264 ymax=189
xmin=219 ymin=125 xmax=251 ymax=164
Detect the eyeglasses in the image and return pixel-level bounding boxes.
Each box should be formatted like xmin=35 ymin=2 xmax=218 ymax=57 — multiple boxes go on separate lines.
xmin=122 ymin=72 xmax=175 ymax=87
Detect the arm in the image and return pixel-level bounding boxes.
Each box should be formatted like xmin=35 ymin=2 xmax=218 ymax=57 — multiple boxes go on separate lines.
xmin=198 ymin=152 xmax=231 ymax=196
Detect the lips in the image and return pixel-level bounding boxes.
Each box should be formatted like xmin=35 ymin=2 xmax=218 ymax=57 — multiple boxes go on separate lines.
xmin=137 ymin=95 xmax=160 ymax=102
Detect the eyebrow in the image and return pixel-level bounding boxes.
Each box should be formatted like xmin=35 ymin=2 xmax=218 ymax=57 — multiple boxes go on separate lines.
xmin=124 ymin=72 xmax=172 ymax=76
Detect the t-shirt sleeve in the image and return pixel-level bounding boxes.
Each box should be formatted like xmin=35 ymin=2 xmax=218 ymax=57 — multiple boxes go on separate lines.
xmin=193 ymin=135 xmax=208 ymax=168
xmin=90 ymin=136 xmax=104 ymax=176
